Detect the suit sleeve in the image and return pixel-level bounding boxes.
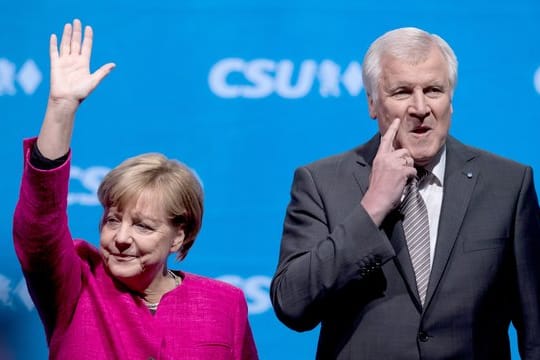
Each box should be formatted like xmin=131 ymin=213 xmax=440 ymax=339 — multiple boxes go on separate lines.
xmin=12 ymin=138 xmax=83 ymax=342
xmin=512 ymin=166 xmax=540 ymax=359
xmin=270 ymin=166 xmax=395 ymax=331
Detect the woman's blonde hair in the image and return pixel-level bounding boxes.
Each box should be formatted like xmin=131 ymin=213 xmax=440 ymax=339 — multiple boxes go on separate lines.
xmin=97 ymin=153 xmax=203 ymax=260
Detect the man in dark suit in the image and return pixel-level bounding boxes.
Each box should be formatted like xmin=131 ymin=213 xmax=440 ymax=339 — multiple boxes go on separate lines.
xmin=270 ymin=27 xmax=540 ymax=359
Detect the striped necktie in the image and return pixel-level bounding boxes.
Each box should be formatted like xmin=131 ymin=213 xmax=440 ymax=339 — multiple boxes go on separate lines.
xmin=401 ymin=169 xmax=430 ymax=306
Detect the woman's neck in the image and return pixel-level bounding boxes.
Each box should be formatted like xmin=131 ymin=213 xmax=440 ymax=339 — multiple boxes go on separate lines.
xmin=140 ymin=269 xmax=181 ymax=306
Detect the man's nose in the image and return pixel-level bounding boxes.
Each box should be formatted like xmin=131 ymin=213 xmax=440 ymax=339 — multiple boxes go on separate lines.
xmin=409 ymin=90 xmax=430 ymax=118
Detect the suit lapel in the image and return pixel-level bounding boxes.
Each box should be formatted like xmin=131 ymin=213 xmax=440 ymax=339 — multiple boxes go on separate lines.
xmin=354 ymin=135 xmax=482 ymax=310
xmin=352 ymin=134 xmax=378 ymax=195
xmin=385 ymin=210 xmax=421 ymax=306
xmin=424 ymin=137 xmax=479 ymax=308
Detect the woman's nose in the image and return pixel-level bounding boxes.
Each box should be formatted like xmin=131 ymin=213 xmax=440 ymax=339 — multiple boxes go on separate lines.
xmin=114 ymin=223 xmax=133 ymax=251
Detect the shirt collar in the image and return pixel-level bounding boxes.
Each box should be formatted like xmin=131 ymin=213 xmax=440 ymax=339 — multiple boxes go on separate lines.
xmin=424 ymin=145 xmax=446 ymax=187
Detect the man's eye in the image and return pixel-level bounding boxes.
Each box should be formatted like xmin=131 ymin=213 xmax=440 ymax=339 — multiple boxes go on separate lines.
xmin=425 ymin=87 xmax=444 ymax=96
xmin=392 ymin=89 xmax=410 ymax=99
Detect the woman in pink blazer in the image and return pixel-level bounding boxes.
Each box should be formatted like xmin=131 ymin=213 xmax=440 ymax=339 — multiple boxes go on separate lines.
xmin=13 ymin=19 xmax=258 ymax=360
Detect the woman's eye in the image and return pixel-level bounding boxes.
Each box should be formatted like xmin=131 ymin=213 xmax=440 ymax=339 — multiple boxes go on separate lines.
xmin=103 ymin=216 xmax=120 ymax=228
xmin=135 ymin=223 xmax=153 ymax=231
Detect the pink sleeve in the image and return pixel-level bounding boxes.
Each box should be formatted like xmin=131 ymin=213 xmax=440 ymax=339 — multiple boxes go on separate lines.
xmin=12 ymin=138 xmax=83 ymax=341
xmin=232 ymin=290 xmax=259 ymax=360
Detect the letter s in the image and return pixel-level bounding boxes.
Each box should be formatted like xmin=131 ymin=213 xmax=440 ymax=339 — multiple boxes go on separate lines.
xmin=242 ymin=59 xmax=275 ymax=98
xmin=244 ymin=276 xmax=271 ymax=315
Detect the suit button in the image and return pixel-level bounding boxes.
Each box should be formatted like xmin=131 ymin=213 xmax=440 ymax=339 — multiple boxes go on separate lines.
xmin=359 ymin=271 xmax=366 ymax=277
xmin=418 ymin=331 xmax=429 ymax=342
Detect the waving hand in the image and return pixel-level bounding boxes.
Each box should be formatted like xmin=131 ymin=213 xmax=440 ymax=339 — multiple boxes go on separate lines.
xmin=49 ymin=19 xmax=114 ymax=103
xmin=37 ymin=19 xmax=115 ymax=159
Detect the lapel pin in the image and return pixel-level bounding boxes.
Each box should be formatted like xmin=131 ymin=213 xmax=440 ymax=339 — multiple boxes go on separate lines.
xmin=466 ymin=172 xmax=473 ymax=179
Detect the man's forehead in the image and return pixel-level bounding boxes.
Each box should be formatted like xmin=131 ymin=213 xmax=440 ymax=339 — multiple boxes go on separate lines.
xmin=383 ymin=77 xmax=448 ymax=88
xmin=379 ymin=53 xmax=449 ymax=88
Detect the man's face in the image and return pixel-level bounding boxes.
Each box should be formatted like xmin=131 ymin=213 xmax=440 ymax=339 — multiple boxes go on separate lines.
xmin=368 ymin=47 xmax=453 ymax=166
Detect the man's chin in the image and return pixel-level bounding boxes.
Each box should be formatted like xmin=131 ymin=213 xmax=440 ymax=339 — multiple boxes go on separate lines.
xmin=402 ymin=142 xmax=442 ymax=165
xmin=413 ymin=157 xmax=432 ymax=167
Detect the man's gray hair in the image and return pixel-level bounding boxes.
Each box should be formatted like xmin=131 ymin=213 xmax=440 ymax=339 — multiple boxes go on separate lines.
xmin=362 ymin=27 xmax=458 ymax=101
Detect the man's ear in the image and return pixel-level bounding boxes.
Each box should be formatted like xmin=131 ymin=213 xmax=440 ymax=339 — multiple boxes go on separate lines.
xmin=170 ymin=228 xmax=185 ymax=253
xmin=367 ymin=94 xmax=377 ymax=119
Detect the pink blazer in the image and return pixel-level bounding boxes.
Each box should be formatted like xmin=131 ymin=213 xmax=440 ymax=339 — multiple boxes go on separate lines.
xmin=13 ymin=138 xmax=259 ymax=360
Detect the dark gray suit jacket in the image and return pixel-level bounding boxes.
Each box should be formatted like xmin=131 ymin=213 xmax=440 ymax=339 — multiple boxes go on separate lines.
xmin=270 ymin=135 xmax=540 ymax=359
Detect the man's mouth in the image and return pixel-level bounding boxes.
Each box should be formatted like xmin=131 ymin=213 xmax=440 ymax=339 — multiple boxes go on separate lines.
xmin=412 ymin=126 xmax=431 ymax=134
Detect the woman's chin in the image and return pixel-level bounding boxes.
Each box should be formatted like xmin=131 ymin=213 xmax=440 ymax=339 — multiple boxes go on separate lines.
xmin=106 ymin=257 xmax=142 ymax=280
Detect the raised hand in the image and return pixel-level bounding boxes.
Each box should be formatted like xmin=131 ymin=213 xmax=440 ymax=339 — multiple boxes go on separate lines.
xmin=360 ymin=118 xmax=417 ymax=226
xmin=49 ymin=19 xmax=115 ymax=106
xmin=37 ymin=19 xmax=115 ymax=160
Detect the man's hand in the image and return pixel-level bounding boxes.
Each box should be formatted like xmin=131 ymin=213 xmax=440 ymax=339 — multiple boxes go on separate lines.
xmin=360 ymin=118 xmax=417 ymax=226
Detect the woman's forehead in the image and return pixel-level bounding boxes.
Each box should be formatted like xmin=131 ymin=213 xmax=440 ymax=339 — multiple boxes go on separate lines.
xmin=110 ymin=188 xmax=166 ymax=214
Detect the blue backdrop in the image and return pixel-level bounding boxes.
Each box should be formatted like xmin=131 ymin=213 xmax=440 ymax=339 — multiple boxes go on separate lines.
xmin=1 ymin=0 xmax=539 ymax=358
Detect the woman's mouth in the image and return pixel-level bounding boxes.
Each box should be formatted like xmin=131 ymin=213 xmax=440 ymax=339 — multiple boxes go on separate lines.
xmin=111 ymin=253 xmax=137 ymax=262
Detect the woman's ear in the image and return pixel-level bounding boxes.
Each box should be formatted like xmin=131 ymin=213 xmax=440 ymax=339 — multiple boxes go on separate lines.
xmin=170 ymin=228 xmax=185 ymax=253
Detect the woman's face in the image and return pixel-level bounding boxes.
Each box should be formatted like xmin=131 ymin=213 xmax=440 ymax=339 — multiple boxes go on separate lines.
xmin=99 ymin=189 xmax=184 ymax=290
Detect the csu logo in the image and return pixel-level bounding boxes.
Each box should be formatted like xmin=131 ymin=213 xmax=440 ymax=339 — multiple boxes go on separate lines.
xmin=217 ymin=275 xmax=271 ymax=315
xmin=0 ymin=274 xmax=271 ymax=314
xmin=0 ymin=58 xmax=42 ymax=96
xmin=209 ymin=58 xmax=363 ymax=99
xmin=69 ymin=166 xmax=111 ymax=206
xmin=0 ymin=274 xmax=34 ymax=311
